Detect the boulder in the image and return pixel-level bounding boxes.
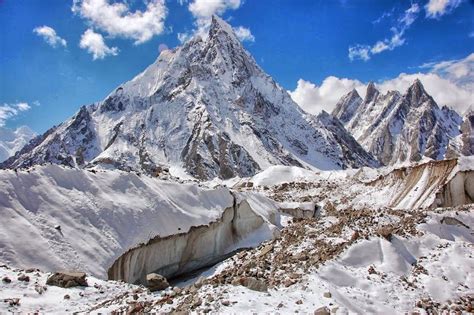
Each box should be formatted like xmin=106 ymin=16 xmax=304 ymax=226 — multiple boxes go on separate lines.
xmin=2 ymin=276 xmax=11 ymax=283
xmin=240 ymin=277 xmax=268 ymax=292
xmin=314 ymin=306 xmax=330 ymax=315
xmin=377 ymin=225 xmax=394 ymax=241
xmin=146 ymin=273 xmax=169 ymax=292
xmin=46 ymin=271 xmax=88 ymax=288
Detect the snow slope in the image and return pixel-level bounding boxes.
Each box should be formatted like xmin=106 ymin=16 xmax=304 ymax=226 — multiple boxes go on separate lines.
xmin=0 ymin=165 xmax=278 ymax=279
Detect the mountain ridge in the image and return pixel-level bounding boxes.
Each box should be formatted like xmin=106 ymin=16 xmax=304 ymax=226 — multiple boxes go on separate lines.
xmin=332 ymin=79 xmax=468 ymax=165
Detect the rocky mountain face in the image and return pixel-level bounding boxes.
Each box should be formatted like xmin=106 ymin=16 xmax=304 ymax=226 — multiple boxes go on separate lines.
xmin=460 ymin=110 xmax=474 ymax=156
xmin=1 ymin=16 xmax=377 ymax=179
xmin=332 ymin=79 xmax=465 ymax=165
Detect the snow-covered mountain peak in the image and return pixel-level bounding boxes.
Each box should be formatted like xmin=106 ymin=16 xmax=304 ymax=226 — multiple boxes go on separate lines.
xmin=404 ymin=78 xmax=433 ymax=107
xmin=364 ymin=81 xmax=379 ymax=104
xmin=209 ymin=15 xmax=240 ymax=43
xmin=1 ymin=17 xmax=378 ymax=179
xmin=334 ymin=79 xmax=467 ymax=165
xmin=332 ymin=88 xmax=363 ymax=124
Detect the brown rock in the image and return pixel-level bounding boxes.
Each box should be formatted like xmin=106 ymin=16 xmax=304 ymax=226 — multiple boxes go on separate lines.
xmin=46 ymin=271 xmax=88 ymax=288
xmin=377 ymin=225 xmax=394 ymax=241
xmin=239 ymin=277 xmax=268 ymax=292
xmin=17 ymin=274 xmax=30 ymax=282
xmin=351 ymin=231 xmax=360 ymax=241
xmin=314 ymin=306 xmax=330 ymax=315
xmin=146 ymin=273 xmax=169 ymax=292
xmin=259 ymin=244 xmax=273 ymax=257
xmin=221 ymin=300 xmax=230 ymax=306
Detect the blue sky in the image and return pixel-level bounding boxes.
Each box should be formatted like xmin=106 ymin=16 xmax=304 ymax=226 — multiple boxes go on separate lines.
xmin=0 ymin=0 xmax=473 ymax=134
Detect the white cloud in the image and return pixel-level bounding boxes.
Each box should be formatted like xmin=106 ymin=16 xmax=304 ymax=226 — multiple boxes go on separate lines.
xmin=0 ymin=126 xmax=36 ymax=162
xmin=79 ymin=29 xmax=119 ymax=60
xmin=420 ymin=53 xmax=474 ymax=89
xmin=370 ymin=32 xmax=405 ymax=54
xmin=425 ymin=0 xmax=463 ymax=18
xmin=72 ymin=0 xmax=167 ymax=44
xmin=348 ymin=45 xmax=370 ymax=62
xmin=399 ymin=3 xmax=420 ymax=27
xmin=177 ymin=32 xmax=193 ymax=43
xmin=291 ymin=53 xmax=474 ymax=115
xmin=33 ymin=26 xmax=67 ymax=48
xmin=179 ymin=0 xmax=254 ymax=43
xmin=378 ymin=72 xmax=472 ymax=113
xmin=188 ymin=0 xmax=241 ymax=18
xmin=16 ymin=102 xmax=31 ymax=111
xmin=372 ymin=8 xmax=394 ymax=24
xmin=349 ymin=3 xmax=419 ymax=61
xmin=289 ymin=77 xmax=365 ymax=115
xmin=233 ymin=26 xmax=255 ymax=42
xmin=0 ymin=102 xmax=34 ymax=127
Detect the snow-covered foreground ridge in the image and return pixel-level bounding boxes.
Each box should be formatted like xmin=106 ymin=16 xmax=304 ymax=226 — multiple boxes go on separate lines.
xmin=0 ymin=158 xmax=473 ymax=313
xmin=1 ymin=206 xmax=472 ymax=313
xmin=0 ymin=165 xmax=280 ymax=280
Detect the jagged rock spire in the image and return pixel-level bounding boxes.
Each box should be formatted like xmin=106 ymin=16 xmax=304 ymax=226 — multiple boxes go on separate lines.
xmin=364 ymin=82 xmax=379 ymax=104
xmin=405 ymin=78 xmax=433 ymax=106
xmin=332 ymin=88 xmax=362 ymax=124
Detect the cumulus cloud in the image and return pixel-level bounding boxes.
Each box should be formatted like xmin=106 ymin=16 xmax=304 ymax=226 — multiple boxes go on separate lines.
xmin=33 ymin=26 xmax=67 ymax=48
xmin=72 ymin=0 xmax=167 ymax=44
xmin=425 ymin=0 xmax=463 ymax=18
xmin=79 ymin=29 xmax=119 ymax=60
xmin=178 ymin=0 xmax=254 ymax=43
xmin=289 ymin=77 xmax=366 ymax=115
xmin=378 ymin=72 xmax=472 ymax=113
xmin=420 ymin=53 xmax=474 ymax=89
xmin=349 ymin=3 xmax=420 ymax=61
xmin=291 ymin=53 xmax=474 ymax=115
xmin=233 ymin=26 xmax=255 ymax=42
xmin=189 ymin=0 xmax=240 ymax=18
xmin=0 ymin=102 xmax=33 ymax=127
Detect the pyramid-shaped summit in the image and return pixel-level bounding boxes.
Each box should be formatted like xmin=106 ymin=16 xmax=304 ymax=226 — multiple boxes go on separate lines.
xmin=2 ymin=16 xmax=378 ymax=179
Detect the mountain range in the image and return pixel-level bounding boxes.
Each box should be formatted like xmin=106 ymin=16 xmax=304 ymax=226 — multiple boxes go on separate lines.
xmin=332 ymin=80 xmax=472 ymax=165
xmin=1 ymin=16 xmax=471 ymax=178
